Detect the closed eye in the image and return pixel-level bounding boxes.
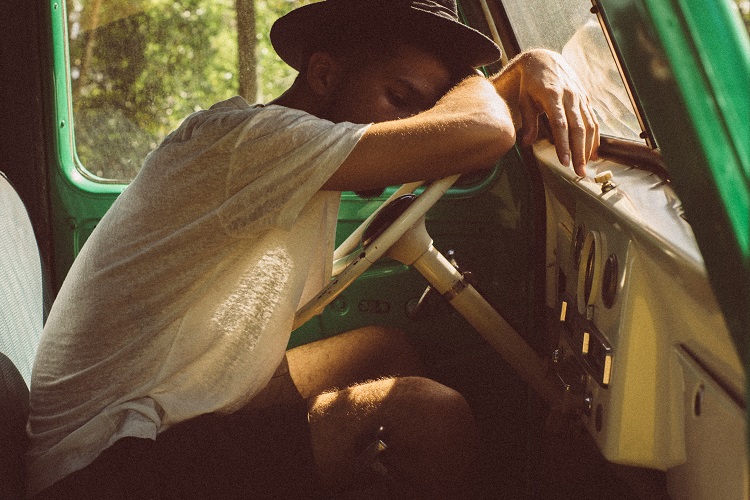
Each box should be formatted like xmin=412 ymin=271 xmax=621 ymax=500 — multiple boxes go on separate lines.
xmin=386 ymin=89 xmax=409 ymax=109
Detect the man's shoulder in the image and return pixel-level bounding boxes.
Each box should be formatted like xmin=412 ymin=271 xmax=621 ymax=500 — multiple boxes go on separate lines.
xmin=159 ymin=97 xmax=263 ymax=147
xmin=199 ymin=99 xmax=319 ymax=132
xmin=208 ymin=95 xmax=256 ymax=112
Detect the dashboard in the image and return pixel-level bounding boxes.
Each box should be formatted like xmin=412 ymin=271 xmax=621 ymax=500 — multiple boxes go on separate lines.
xmin=535 ymin=140 xmax=748 ymax=496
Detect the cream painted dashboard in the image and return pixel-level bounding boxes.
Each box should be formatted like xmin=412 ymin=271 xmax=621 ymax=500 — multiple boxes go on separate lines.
xmin=535 ymin=140 xmax=748 ymax=499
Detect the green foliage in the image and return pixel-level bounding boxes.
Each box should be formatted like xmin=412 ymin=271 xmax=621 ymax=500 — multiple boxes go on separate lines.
xmin=255 ymin=0 xmax=313 ymax=102
xmin=68 ymin=0 xmax=308 ymax=180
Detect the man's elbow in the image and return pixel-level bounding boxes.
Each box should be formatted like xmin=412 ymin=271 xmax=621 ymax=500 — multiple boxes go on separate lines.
xmin=475 ymin=114 xmax=516 ymax=167
xmin=494 ymin=118 xmax=518 ymax=157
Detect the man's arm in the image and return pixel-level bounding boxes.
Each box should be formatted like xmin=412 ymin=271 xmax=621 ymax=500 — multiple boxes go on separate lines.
xmin=323 ymin=48 xmax=599 ymax=192
xmin=322 ymin=75 xmax=516 ymax=192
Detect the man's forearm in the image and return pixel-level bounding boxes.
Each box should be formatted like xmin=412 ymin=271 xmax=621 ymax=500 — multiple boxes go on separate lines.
xmin=323 ymin=75 xmax=516 ymax=192
xmin=488 ymin=53 xmax=527 ymax=130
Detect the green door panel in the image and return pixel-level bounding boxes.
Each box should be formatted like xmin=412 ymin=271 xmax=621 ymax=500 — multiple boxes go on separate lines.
xmin=49 ymin=171 xmax=123 ymax=289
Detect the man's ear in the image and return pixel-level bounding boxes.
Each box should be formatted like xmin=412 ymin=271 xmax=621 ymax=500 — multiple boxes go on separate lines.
xmin=305 ymin=51 xmax=342 ymax=96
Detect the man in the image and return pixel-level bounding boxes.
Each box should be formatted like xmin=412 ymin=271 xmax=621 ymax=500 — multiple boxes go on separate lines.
xmin=27 ymin=0 xmax=598 ymax=497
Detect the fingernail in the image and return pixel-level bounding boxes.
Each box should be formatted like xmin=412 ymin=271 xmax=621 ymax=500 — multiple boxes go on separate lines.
xmin=562 ymin=154 xmax=570 ymax=166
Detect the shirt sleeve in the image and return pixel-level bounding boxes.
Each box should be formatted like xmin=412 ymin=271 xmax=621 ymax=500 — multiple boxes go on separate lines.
xmin=217 ymin=105 xmax=370 ymax=236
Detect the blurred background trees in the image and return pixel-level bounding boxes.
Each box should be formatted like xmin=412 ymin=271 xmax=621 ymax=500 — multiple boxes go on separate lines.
xmin=67 ymin=0 xmax=750 ymax=181
xmin=67 ymin=0 xmax=310 ymax=180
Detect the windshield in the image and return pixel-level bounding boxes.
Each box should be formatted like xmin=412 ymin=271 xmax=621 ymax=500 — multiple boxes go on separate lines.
xmin=500 ymin=0 xmax=644 ymax=143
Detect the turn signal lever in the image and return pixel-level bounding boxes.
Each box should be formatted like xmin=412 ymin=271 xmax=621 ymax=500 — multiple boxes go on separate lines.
xmin=407 ymin=249 xmax=478 ymax=320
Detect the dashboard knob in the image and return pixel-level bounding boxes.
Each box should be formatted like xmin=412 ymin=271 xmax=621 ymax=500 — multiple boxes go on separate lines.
xmin=594 ymin=170 xmax=613 ymax=183
xmin=594 ymin=170 xmax=616 ymax=193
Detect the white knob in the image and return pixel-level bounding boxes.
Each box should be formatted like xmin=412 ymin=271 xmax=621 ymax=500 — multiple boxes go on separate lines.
xmin=595 ymin=170 xmax=613 ymax=184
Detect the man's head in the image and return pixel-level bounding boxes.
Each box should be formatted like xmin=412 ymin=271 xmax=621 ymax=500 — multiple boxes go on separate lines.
xmin=298 ymin=38 xmax=456 ymax=124
xmin=271 ymin=0 xmax=501 ymax=74
xmin=270 ymin=0 xmax=501 ymax=123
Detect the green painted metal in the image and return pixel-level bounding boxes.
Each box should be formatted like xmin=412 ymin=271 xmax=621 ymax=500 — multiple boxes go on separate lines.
xmin=650 ymin=0 xmax=749 ymax=254
xmin=47 ymin=0 xmax=125 ymax=288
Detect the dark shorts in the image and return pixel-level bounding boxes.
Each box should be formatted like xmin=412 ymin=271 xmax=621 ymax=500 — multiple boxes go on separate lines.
xmin=35 ymin=359 xmax=323 ymax=500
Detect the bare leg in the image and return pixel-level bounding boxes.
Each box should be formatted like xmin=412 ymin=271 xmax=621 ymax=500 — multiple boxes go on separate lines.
xmin=251 ymin=326 xmax=479 ymax=497
xmin=286 ymin=325 xmax=425 ymax=398
xmin=308 ymin=376 xmax=479 ymax=498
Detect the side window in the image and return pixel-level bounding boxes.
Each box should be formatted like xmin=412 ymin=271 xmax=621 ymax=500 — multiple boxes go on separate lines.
xmin=62 ymin=0 xmax=507 ymax=191
xmin=66 ymin=0 xmax=310 ymax=182
xmin=736 ymin=0 xmax=750 ymax=34
xmin=498 ymin=0 xmax=645 ymax=143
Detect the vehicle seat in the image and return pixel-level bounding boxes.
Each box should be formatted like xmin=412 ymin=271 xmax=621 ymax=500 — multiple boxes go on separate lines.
xmin=0 ymin=171 xmax=45 ymax=499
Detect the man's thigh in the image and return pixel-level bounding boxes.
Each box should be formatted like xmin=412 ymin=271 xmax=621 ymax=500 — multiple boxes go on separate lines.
xmin=307 ymin=376 xmax=479 ymax=498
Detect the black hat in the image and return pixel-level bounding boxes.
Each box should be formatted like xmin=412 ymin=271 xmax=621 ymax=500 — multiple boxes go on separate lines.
xmin=270 ymin=0 xmax=502 ymax=71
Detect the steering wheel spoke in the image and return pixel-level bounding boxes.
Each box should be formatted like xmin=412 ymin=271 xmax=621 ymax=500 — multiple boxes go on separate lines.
xmin=294 ymin=175 xmax=460 ymax=329
xmin=332 ymin=181 xmax=425 ymax=269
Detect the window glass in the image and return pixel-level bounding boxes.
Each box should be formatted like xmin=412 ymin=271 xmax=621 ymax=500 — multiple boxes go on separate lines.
xmin=735 ymin=0 xmax=750 ymax=34
xmin=67 ymin=0 xmax=310 ymax=181
xmin=500 ymin=0 xmax=644 ymax=142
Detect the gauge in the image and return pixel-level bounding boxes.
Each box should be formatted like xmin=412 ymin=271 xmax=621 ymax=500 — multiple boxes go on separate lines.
xmin=602 ymin=254 xmax=618 ymax=308
xmin=573 ymin=223 xmax=586 ymax=269
xmin=577 ymin=230 xmax=603 ymax=316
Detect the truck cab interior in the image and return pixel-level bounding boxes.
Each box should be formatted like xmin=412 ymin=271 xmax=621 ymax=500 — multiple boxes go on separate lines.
xmin=1 ymin=0 xmax=748 ymax=498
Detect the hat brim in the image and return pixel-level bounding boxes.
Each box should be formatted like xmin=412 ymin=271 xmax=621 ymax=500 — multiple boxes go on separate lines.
xmin=270 ymin=1 xmax=501 ymax=72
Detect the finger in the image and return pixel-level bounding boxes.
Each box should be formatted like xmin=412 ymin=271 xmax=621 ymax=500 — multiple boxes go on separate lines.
xmin=590 ymin=105 xmax=601 ymax=160
xmin=545 ymin=95 xmax=571 ymax=168
xmin=563 ymin=90 xmax=588 ymax=176
xmin=581 ymin=98 xmax=598 ymax=165
xmin=519 ymin=96 xmax=540 ymax=147
xmin=568 ymin=113 xmax=587 ymax=176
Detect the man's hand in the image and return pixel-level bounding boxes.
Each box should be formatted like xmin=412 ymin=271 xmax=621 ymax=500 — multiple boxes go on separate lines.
xmin=493 ymin=49 xmax=599 ymax=177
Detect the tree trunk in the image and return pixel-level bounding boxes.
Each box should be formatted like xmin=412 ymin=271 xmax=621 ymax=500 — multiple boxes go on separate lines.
xmin=73 ymin=0 xmax=103 ymax=96
xmin=235 ymin=0 xmax=257 ymax=102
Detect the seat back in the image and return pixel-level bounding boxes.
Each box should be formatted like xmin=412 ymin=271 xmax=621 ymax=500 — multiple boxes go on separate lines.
xmin=0 ymin=172 xmax=44 ymax=385
xmin=0 ymin=171 xmax=45 ymax=499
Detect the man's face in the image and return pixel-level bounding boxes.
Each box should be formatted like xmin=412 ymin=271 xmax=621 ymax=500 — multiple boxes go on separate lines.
xmin=320 ymin=44 xmax=453 ymax=124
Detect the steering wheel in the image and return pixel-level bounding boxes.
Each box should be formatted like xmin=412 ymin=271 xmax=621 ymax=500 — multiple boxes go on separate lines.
xmin=293 ymin=174 xmax=460 ymax=329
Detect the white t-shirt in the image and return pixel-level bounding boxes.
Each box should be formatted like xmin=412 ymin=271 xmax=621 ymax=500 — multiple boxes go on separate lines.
xmin=26 ymin=97 xmax=369 ymax=496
